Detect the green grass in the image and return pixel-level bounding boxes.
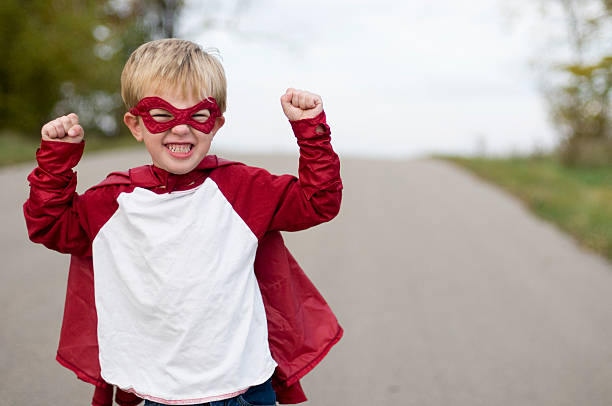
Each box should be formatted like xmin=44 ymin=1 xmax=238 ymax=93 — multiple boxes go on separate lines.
xmin=0 ymin=132 xmax=138 ymax=167
xmin=441 ymin=155 xmax=612 ymax=262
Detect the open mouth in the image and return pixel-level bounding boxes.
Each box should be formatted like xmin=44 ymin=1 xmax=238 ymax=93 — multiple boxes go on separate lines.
xmin=165 ymin=143 xmax=193 ymax=155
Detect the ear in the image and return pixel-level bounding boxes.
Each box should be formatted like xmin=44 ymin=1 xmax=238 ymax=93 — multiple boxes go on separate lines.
xmin=124 ymin=112 xmax=144 ymax=142
xmin=209 ymin=116 xmax=225 ymax=138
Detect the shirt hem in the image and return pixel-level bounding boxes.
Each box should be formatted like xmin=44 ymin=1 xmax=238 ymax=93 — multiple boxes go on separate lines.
xmin=126 ymin=387 xmax=249 ymax=405
xmin=108 ymin=363 xmax=278 ymax=405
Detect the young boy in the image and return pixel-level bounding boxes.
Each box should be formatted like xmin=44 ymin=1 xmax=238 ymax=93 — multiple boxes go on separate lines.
xmin=23 ymin=39 xmax=342 ymax=406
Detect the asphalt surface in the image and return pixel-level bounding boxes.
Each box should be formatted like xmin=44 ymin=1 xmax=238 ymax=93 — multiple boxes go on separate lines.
xmin=2 ymin=148 xmax=612 ymax=405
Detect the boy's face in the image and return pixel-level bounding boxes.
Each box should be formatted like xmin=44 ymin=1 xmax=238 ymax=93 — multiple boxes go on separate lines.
xmin=124 ymin=86 xmax=224 ymax=175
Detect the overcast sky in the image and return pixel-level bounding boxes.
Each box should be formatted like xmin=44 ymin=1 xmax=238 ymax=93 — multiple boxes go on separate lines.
xmin=178 ymin=0 xmax=562 ymax=158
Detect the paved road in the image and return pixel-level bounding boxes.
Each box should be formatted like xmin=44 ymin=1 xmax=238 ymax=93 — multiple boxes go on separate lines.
xmin=2 ymin=148 xmax=612 ymax=405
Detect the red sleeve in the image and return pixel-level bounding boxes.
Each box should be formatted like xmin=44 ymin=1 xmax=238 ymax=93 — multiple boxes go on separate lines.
xmin=270 ymin=110 xmax=342 ymax=231
xmin=212 ymin=110 xmax=342 ymax=238
xmin=23 ymin=140 xmax=92 ymax=256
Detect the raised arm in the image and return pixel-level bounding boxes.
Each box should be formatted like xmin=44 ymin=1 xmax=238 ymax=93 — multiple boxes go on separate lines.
xmin=23 ymin=114 xmax=91 ymax=255
xmin=266 ymin=89 xmax=342 ymax=232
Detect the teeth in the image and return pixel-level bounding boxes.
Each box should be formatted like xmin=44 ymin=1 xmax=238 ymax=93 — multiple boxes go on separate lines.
xmin=167 ymin=144 xmax=191 ymax=153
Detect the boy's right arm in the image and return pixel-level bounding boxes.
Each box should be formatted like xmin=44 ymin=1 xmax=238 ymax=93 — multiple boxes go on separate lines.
xmin=23 ymin=114 xmax=91 ymax=255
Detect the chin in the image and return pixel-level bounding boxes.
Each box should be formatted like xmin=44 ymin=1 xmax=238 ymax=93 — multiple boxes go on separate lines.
xmin=156 ymin=159 xmax=193 ymax=175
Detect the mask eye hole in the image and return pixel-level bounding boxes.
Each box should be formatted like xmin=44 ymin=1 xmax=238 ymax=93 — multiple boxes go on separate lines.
xmin=192 ymin=109 xmax=211 ymax=123
xmin=149 ymin=109 xmax=174 ymax=122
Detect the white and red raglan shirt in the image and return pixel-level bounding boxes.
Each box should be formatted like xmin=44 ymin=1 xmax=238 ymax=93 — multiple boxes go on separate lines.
xmin=24 ymin=111 xmax=342 ymax=405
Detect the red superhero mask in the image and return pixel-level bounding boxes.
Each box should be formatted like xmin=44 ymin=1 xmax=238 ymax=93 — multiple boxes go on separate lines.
xmin=129 ymin=96 xmax=221 ymax=134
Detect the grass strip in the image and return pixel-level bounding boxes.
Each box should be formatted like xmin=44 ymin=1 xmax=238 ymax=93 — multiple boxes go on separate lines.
xmin=442 ymin=155 xmax=612 ymax=262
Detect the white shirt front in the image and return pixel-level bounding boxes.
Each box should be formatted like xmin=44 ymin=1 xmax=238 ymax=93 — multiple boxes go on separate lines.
xmin=92 ymin=179 xmax=277 ymax=403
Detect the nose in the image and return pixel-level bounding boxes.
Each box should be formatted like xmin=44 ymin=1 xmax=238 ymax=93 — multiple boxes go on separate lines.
xmin=171 ymin=124 xmax=190 ymax=135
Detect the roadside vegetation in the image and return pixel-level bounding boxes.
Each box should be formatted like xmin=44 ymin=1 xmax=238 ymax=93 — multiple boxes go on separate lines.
xmin=444 ymin=155 xmax=612 ymax=262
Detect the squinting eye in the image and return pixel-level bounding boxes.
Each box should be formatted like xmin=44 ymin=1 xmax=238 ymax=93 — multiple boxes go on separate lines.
xmin=192 ymin=110 xmax=211 ymax=123
xmin=149 ymin=110 xmax=174 ymax=122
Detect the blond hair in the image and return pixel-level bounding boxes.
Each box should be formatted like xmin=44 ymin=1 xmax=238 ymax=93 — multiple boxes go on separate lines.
xmin=121 ymin=38 xmax=227 ymax=113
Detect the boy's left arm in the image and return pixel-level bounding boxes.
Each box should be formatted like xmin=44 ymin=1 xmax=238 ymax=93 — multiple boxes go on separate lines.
xmin=266 ymin=88 xmax=343 ymax=231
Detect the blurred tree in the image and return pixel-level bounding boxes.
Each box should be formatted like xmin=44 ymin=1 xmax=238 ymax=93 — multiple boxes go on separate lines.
xmin=0 ymin=0 xmax=202 ymax=138
xmin=1 ymin=0 xmax=252 ymax=139
xmin=0 ymin=0 xmax=150 ymax=137
xmin=549 ymin=57 xmax=612 ymax=166
xmin=537 ymin=0 xmax=612 ymax=165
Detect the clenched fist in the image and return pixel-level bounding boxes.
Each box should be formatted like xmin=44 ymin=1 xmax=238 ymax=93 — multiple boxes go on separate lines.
xmin=41 ymin=113 xmax=84 ymax=143
xmin=280 ymin=88 xmax=323 ymax=121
